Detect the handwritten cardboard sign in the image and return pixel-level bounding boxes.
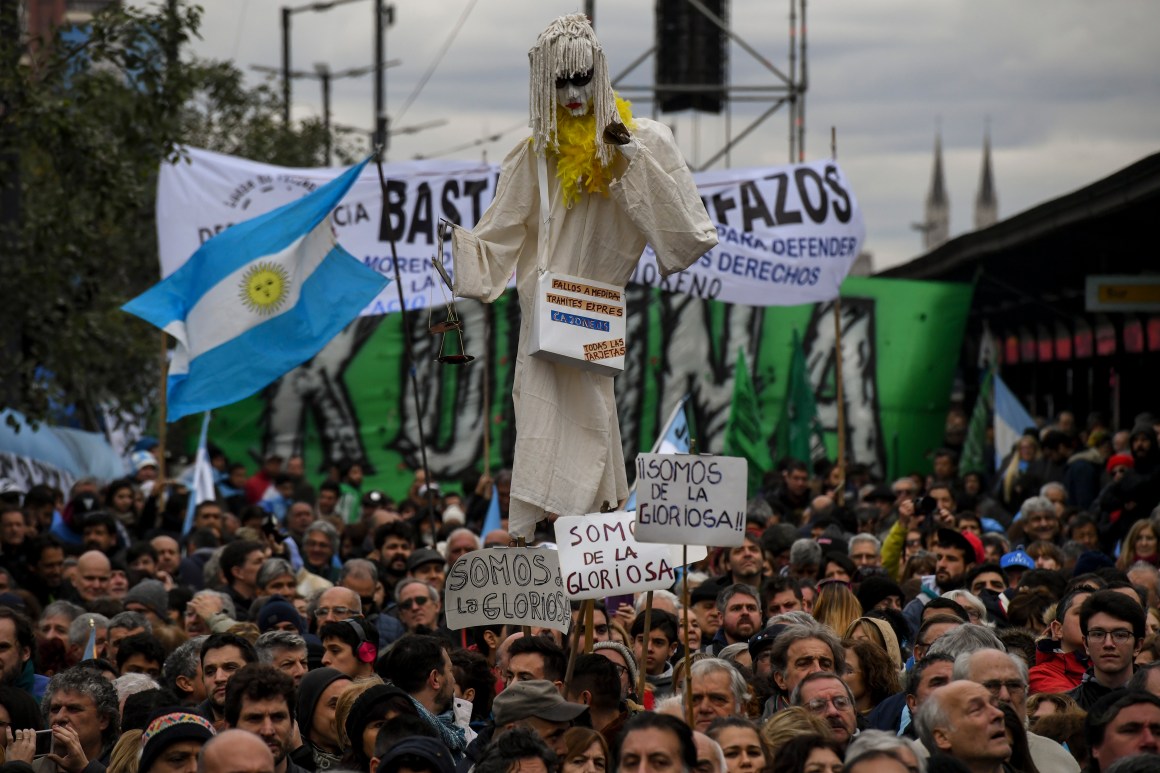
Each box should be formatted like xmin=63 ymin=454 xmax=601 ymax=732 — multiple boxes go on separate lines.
xmin=634 ymin=454 xmax=748 ymax=547
xmin=444 ymin=547 xmax=571 ymax=634
xmin=554 ymin=511 xmax=707 ymax=600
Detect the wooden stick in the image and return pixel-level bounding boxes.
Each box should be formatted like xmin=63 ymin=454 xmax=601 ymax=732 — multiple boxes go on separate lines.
xmin=683 ymin=545 xmax=694 ymax=728
xmin=637 ymin=590 xmax=653 ymax=700
xmin=564 ymin=599 xmax=590 ymax=686
xmin=517 ymin=536 xmax=531 ymax=638
xmin=830 ymin=127 xmax=847 ymax=508
xmin=482 ymin=306 xmax=491 ymax=476
xmin=156 ymin=331 xmax=169 ymax=509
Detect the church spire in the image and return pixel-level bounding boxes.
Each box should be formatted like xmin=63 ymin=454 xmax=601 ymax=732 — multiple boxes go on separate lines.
xmin=922 ymin=131 xmax=949 ymax=250
xmin=975 ymin=124 xmax=998 ymax=229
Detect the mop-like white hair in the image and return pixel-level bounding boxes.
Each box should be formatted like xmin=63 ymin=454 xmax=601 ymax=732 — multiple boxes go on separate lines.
xmin=528 ymin=14 xmax=617 ymax=167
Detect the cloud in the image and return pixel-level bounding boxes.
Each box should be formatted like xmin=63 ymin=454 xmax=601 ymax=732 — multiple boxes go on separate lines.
xmin=177 ymin=0 xmax=1160 ymax=270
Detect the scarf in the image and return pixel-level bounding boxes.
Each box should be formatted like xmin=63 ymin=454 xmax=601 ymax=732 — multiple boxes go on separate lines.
xmin=408 ymin=696 xmax=467 ymax=757
xmin=311 ymin=745 xmax=343 ymax=771
xmin=547 ymin=96 xmax=635 ymax=208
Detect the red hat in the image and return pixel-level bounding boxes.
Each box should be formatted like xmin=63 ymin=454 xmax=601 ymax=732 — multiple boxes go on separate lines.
xmin=1107 ymin=453 xmax=1135 ymax=473
xmin=938 ymin=527 xmax=985 ymax=565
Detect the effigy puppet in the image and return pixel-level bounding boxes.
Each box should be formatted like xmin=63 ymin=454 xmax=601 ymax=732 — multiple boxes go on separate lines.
xmin=450 ymin=13 xmax=718 ymax=540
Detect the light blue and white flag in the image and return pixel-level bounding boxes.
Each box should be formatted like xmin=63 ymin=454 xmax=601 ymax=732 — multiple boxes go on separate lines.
xmin=124 ymin=157 xmax=387 ymax=422
xmin=626 ymin=395 xmax=691 ymax=511
xmin=482 ymin=484 xmax=502 ymax=536
xmin=993 ymin=373 xmax=1035 ymax=471
xmin=182 ymin=411 xmax=216 ymax=535
xmin=82 ymin=618 xmax=98 ymax=660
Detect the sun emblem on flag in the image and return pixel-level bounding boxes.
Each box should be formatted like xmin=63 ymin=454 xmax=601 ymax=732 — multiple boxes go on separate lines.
xmin=239 ymin=262 xmax=291 ymax=315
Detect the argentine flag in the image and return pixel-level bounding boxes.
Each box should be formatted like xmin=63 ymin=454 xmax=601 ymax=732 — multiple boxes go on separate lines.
xmin=626 ymin=396 xmax=691 ymax=511
xmin=993 ymin=373 xmax=1035 ymax=470
xmin=125 ymin=157 xmax=387 ymax=422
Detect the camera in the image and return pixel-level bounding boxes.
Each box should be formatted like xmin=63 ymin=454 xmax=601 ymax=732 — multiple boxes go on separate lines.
xmin=913 ymin=495 xmax=939 ymax=517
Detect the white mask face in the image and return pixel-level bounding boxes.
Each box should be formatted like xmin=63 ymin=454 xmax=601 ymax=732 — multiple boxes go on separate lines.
xmin=555 ymin=69 xmax=594 ymax=117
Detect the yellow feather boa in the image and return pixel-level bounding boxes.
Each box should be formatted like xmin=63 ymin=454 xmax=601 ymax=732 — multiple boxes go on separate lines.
xmin=547 ymin=96 xmax=635 ymax=208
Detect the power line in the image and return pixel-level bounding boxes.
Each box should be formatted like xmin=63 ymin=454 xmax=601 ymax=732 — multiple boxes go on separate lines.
xmin=414 ymin=120 xmax=526 ymax=160
xmin=392 ymin=0 xmax=480 ymax=124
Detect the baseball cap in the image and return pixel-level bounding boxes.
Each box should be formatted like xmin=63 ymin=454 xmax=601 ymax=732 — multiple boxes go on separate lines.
xmin=1000 ymin=545 xmax=1035 ymax=570
xmin=748 ymin=625 xmax=787 ymax=659
xmin=492 ymin=679 xmax=588 ymax=725
xmin=407 ymin=548 xmax=446 ymax=573
xmin=936 ymin=528 xmax=984 ymax=565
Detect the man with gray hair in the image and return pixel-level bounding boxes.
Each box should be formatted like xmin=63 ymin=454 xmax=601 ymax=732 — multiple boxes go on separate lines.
xmin=693 ymin=731 xmax=726 ymax=773
xmin=38 ymin=667 xmax=121 ymax=772
xmin=845 ymin=730 xmax=927 ymax=773
xmin=849 ymin=534 xmax=883 ymax=570
xmin=926 ymin=623 xmax=1004 ymax=659
xmin=914 ymin=680 xmax=1009 ymax=773
xmin=791 ymin=671 xmax=859 ymax=751
xmin=1021 ymin=495 xmax=1062 ymax=544
xmin=338 ymin=558 xmax=405 ymax=646
xmin=106 ymin=611 xmax=151 ymax=664
xmin=254 ymin=631 xmax=308 ymax=687
xmin=953 ymin=648 xmax=1080 ymax=773
xmin=302 ymin=520 xmax=340 ymax=582
xmin=162 ymin=635 xmax=208 ymax=707
xmin=37 ymin=600 xmax=85 ymax=646
xmin=788 ymin=539 xmax=822 ymax=581
xmin=686 ymin=658 xmax=747 ymax=732
xmin=763 ymin=624 xmax=845 ymax=717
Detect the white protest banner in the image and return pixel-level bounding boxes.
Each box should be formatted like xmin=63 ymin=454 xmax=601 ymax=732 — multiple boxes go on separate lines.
xmin=554 ymin=511 xmax=707 ymax=600
xmin=444 ymin=547 xmax=571 ymax=634
xmin=156 ymin=147 xmax=498 ymax=316
xmin=158 ymin=149 xmax=863 ymax=313
xmin=634 ymin=454 xmax=748 ymax=547
xmin=631 ymin=159 xmax=865 ymax=306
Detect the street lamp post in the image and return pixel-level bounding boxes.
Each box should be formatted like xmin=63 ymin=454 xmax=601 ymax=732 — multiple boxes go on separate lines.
xmin=280 ymin=0 xmax=393 ymax=140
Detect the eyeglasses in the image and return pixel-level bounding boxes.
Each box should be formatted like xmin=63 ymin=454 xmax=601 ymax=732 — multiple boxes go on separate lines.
xmin=610 ymin=663 xmax=630 ymax=678
xmin=981 ymin=679 xmax=1026 ymax=697
xmin=555 ymin=70 xmax=593 ymax=89
xmin=1087 ymin=629 xmax=1134 ymax=644
xmin=805 ymin=696 xmax=852 ymax=713
xmin=315 ymin=606 xmax=355 ymax=619
xmin=400 ymin=596 xmax=431 ymax=611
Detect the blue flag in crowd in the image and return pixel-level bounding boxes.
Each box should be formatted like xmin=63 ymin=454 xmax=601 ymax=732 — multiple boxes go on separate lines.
xmin=182 ymin=411 xmax=215 ymax=535
xmin=82 ymin=619 xmax=97 ymax=660
xmin=482 ymin=484 xmax=502 ymax=535
xmin=626 ymin=395 xmax=691 ymax=511
xmin=123 ymin=157 xmax=388 ymax=422
xmin=993 ymin=373 xmax=1035 ymax=471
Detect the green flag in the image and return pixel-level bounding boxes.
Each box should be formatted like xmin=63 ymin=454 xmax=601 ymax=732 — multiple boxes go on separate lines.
xmin=774 ymin=330 xmax=820 ymax=465
xmin=960 ymin=368 xmax=993 ymax=475
xmin=723 ymin=349 xmax=770 ymax=495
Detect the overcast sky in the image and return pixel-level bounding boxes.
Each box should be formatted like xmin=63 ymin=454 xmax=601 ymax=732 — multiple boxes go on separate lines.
xmin=177 ymin=0 xmax=1160 ymax=271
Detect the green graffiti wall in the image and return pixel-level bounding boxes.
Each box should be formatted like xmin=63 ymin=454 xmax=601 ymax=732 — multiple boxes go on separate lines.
xmin=204 ymin=276 xmax=972 ymax=498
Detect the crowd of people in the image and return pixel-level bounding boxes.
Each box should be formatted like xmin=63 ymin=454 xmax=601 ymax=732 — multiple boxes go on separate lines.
xmin=0 ymin=409 xmax=1158 ymax=773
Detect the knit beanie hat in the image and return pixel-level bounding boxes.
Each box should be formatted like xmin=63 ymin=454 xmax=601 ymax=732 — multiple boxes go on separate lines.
xmin=856 ymin=576 xmax=904 ymax=613
xmin=345 ymin=684 xmax=413 ymax=760
xmin=257 ymin=597 xmax=306 ymax=634
xmin=592 ymin=641 xmax=639 ymax=692
xmin=124 ymin=579 xmax=169 ymax=621
xmin=296 ymin=668 xmax=349 ymax=745
xmin=138 ymin=712 xmax=215 ymax=773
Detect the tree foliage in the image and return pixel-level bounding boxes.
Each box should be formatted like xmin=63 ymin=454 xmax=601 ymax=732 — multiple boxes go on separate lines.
xmin=0 ymin=2 xmax=355 ymax=429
